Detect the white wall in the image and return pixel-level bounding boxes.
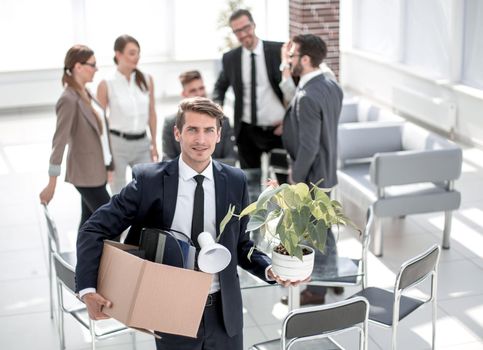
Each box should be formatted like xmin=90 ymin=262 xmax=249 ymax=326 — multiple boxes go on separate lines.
xmin=340 ymin=50 xmax=483 ymax=147
xmin=340 ymin=0 xmax=483 ymax=147
xmin=0 ymin=59 xmax=220 ymax=110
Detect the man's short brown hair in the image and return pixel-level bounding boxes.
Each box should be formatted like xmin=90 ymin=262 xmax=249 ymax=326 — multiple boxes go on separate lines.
xmin=292 ymin=34 xmax=327 ymax=68
xmin=176 ymin=97 xmax=224 ymax=131
xmin=229 ymin=9 xmax=254 ymax=24
xmin=179 ymin=70 xmax=202 ymax=88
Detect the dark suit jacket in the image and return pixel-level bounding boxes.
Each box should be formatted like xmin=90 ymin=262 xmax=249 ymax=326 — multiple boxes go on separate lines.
xmin=282 ymin=74 xmax=343 ymax=188
xmin=162 ymin=115 xmax=237 ymax=164
xmin=213 ymin=40 xmax=284 ymax=138
xmin=75 ymin=158 xmax=272 ymax=337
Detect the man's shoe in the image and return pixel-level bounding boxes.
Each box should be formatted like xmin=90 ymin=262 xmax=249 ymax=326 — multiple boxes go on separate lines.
xmin=332 ymin=286 xmax=344 ymax=295
xmin=280 ymin=290 xmax=325 ymax=306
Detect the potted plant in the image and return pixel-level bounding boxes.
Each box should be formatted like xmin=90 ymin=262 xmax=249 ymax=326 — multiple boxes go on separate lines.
xmin=219 ymin=182 xmax=354 ymax=281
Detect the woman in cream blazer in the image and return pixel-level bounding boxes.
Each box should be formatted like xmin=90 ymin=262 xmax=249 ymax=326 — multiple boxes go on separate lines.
xmin=40 ymin=45 xmax=113 ymax=227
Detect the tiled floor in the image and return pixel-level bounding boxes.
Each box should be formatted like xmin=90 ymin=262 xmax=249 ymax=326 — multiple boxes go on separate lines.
xmin=0 ymin=104 xmax=482 ymax=349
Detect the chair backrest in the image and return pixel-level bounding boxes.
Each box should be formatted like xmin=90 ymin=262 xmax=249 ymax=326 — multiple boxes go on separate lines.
xmin=42 ymin=204 xmax=61 ymax=253
xmin=282 ymin=297 xmax=369 ymax=348
xmin=396 ymin=244 xmax=441 ymax=291
xmin=53 ymin=251 xmax=76 ymax=293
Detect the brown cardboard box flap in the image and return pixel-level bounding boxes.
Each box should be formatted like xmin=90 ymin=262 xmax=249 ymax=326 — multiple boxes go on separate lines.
xmin=98 ymin=243 xmax=145 ymax=324
xmin=130 ymin=263 xmax=212 ymax=337
xmin=97 ymin=241 xmax=212 ymax=338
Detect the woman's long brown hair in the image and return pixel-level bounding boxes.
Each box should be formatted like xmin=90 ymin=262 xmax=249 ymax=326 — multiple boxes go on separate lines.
xmin=62 ymin=45 xmax=103 ymax=133
xmin=113 ymin=34 xmax=148 ymax=92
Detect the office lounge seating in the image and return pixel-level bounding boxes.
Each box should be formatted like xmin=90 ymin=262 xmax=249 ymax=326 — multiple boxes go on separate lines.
xmin=337 ymin=122 xmax=462 ymax=256
xmin=349 ymin=245 xmax=441 ymax=350
xmin=251 ymin=297 xmax=370 ymax=350
xmin=43 ymin=204 xmax=136 ymax=350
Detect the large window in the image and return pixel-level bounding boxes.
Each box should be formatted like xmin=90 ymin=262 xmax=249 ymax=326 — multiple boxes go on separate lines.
xmin=404 ymin=0 xmax=452 ymax=79
xmin=350 ymin=0 xmax=483 ymax=90
xmin=462 ymin=0 xmax=483 ymax=89
xmin=0 ymin=0 xmax=288 ymax=72
xmin=352 ymin=0 xmax=400 ymax=61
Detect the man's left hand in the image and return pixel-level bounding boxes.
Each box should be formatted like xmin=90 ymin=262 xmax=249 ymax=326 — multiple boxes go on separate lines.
xmin=267 ymin=267 xmax=311 ymax=287
xmin=272 ymin=121 xmax=283 ymax=136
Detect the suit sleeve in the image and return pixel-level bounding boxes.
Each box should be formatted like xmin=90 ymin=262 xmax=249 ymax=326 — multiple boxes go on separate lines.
xmin=292 ymin=94 xmax=321 ymax=183
xmin=236 ymin=173 xmax=274 ymax=283
xmin=162 ymin=117 xmax=178 ymax=160
xmin=213 ymin=56 xmax=230 ymax=105
xmin=48 ymin=96 xmax=76 ymax=176
xmin=75 ymin=168 xmax=145 ymax=291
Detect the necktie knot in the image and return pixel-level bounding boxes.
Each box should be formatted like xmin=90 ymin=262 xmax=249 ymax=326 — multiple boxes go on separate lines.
xmin=194 ymin=174 xmax=204 ymax=185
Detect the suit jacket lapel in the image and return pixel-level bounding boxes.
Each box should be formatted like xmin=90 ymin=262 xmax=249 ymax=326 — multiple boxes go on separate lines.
xmin=234 ymin=48 xmax=243 ymax=94
xmin=162 ymin=159 xmax=179 ymax=228
xmin=77 ymin=98 xmax=101 ymax=135
xmin=213 ymin=160 xmax=227 ymax=239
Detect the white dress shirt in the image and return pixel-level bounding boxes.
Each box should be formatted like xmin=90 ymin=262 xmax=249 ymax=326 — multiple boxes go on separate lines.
xmin=241 ymin=40 xmax=285 ymax=126
xmin=106 ymin=70 xmax=150 ymax=133
xmin=298 ymin=68 xmax=324 ymax=89
xmin=79 ymin=156 xmax=220 ymax=299
xmin=171 ymin=156 xmax=220 ymax=293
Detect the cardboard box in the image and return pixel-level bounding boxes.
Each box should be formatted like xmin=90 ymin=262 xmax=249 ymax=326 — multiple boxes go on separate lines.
xmin=97 ymin=241 xmax=212 ymax=338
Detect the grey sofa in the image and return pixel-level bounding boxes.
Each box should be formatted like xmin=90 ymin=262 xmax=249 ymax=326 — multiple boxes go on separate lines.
xmin=340 ymin=99 xmax=403 ymax=124
xmin=337 ymin=121 xmax=462 ymax=256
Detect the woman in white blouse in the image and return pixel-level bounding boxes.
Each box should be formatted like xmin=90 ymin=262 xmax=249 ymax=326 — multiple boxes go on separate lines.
xmin=97 ymin=34 xmax=158 ymax=194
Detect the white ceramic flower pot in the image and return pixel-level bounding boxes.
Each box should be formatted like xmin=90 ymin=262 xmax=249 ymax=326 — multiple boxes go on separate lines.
xmin=271 ymin=245 xmax=315 ymax=281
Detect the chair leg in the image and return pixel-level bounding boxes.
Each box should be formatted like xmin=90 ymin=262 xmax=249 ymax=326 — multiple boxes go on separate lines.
xmin=372 ymin=216 xmax=383 ymax=257
xmin=391 ymin=323 xmax=398 ymax=350
xmin=443 ymin=211 xmax=452 ymax=249
xmin=57 ymin=283 xmax=65 ymax=350
xmin=432 ymin=298 xmax=437 ymax=349
xmin=49 ymin=253 xmax=54 ymax=320
xmin=131 ymin=332 xmax=137 ymax=350
xmin=89 ymin=319 xmax=96 ymax=350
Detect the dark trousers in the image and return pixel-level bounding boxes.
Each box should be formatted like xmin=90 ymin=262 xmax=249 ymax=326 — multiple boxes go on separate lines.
xmin=75 ymin=185 xmax=110 ymax=229
xmin=237 ymin=122 xmax=283 ymax=169
xmin=155 ymin=292 xmax=242 ymax=350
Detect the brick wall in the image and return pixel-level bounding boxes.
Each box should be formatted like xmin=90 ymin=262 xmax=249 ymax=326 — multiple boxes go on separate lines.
xmin=289 ymin=0 xmax=340 ymax=78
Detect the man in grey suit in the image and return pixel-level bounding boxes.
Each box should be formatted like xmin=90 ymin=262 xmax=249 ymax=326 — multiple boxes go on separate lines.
xmin=282 ymin=34 xmax=343 ymax=305
xmin=163 ymin=70 xmax=237 ymax=165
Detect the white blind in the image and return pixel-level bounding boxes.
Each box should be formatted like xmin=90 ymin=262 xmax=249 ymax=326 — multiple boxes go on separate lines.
xmin=353 ymin=0 xmax=399 ymax=61
xmin=462 ymin=0 xmax=483 ymax=89
xmin=403 ymin=0 xmax=452 ymax=79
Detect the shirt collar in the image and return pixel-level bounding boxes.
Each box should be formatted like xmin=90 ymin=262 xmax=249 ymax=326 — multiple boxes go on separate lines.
xmin=299 ymin=69 xmax=324 ymax=89
xmin=115 ymin=69 xmax=136 ymax=84
xmin=242 ymin=39 xmax=263 ymax=57
xmin=178 ymin=156 xmax=214 ymax=182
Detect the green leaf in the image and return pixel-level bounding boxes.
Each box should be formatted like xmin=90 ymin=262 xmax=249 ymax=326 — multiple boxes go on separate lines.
xmin=239 ymin=201 xmax=257 ymax=217
xmin=291 ymin=245 xmax=303 ymax=260
xmin=246 ymin=209 xmax=268 ymax=232
xmin=256 ymin=185 xmax=287 ymax=209
xmin=315 ymin=220 xmax=328 ymax=252
xmin=292 ymin=182 xmax=310 ymax=201
xmin=218 ymin=204 xmax=236 ymax=240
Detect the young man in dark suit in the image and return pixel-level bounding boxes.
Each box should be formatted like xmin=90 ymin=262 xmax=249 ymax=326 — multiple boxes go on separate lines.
xmin=213 ymin=9 xmax=285 ymax=171
xmin=282 ymin=34 xmax=344 ymax=305
xmin=76 ymin=97 xmax=293 ymax=349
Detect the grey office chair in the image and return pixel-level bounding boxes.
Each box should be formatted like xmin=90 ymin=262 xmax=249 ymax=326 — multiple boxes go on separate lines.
xmin=43 ymin=204 xmax=136 ymax=349
xmin=251 ymin=297 xmax=370 ymax=350
xmin=53 ymin=251 xmax=137 ymax=350
xmin=349 ymin=244 xmax=441 ymax=350
xmin=42 ymin=203 xmax=76 ymax=320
